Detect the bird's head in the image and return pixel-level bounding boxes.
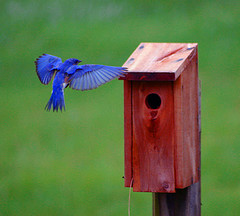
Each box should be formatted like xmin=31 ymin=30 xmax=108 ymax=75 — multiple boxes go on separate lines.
xmin=67 ymin=58 xmax=82 ymax=65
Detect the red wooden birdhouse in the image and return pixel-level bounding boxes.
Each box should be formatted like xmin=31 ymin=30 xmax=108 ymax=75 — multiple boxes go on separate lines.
xmin=120 ymin=43 xmax=200 ymax=193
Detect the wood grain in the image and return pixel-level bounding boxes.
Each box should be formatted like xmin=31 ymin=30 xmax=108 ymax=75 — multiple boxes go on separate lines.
xmin=123 ymin=80 xmax=133 ymax=187
xmin=152 ymin=83 xmax=201 ymax=215
xmin=120 ymin=43 xmax=198 ymax=81
xmin=121 ymin=43 xmax=200 ymax=193
xmin=132 ymin=81 xmax=175 ymax=192
xmin=174 ymin=52 xmax=200 ymax=188
xmin=152 ymin=182 xmax=201 ymax=216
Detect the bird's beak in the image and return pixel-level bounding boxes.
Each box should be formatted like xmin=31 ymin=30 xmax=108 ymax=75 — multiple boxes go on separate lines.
xmin=75 ymin=60 xmax=82 ymax=65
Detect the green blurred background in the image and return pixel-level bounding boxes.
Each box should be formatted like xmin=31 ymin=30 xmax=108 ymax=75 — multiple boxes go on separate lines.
xmin=0 ymin=0 xmax=239 ymax=215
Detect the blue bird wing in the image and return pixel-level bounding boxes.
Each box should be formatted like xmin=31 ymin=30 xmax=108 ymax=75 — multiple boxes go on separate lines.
xmin=67 ymin=64 xmax=127 ymax=91
xmin=35 ymin=54 xmax=62 ymax=85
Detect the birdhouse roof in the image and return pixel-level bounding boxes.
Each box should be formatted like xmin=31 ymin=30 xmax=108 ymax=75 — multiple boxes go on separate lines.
xmin=121 ymin=43 xmax=198 ymax=81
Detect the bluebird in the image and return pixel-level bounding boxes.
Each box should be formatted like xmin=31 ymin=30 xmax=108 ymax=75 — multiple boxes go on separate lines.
xmin=35 ymin=54 xmax=127 ymax=112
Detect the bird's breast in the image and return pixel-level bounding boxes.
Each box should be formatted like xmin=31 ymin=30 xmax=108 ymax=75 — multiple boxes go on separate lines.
xmin=64 ymin=76 xmax=69 ymax=84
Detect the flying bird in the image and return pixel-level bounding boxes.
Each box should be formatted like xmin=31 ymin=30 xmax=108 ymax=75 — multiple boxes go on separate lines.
xmin=35 ymin=54 xmax=127 ymax=112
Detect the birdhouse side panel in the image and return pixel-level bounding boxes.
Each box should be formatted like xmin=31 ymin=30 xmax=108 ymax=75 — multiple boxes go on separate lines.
xmin=174 ymin=53 xmax=200 ymax=188
xmin=124 ymin=80 xmax=133 ymax=187
xmin=132 ymin=81 xmax=175 ymax=192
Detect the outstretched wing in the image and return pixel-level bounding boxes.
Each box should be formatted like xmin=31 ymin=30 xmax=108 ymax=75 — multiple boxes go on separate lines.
xmin=67 ymin=64 xmax=127 ymax=91
xmin=35 ymin=54 xmax=62 ymax=85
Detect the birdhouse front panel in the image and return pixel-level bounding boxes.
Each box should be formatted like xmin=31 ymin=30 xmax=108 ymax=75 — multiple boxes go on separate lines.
xmin=121 ymin=43 xmax=200 ymax=193
xmin=132 ymin=81 xmax=175 ymax=192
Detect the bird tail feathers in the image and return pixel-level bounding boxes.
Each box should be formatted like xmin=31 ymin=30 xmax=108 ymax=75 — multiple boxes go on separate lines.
xmin=45 ymin=89 xmax=65 ymax=112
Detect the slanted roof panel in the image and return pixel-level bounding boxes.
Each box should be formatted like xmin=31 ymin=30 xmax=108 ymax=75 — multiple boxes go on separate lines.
xmin=120 ymin=43 xmax=198 ymax=81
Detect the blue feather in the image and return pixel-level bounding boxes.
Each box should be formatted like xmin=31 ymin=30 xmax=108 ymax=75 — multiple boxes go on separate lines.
xmin=68 ymin=64 xmax=127 ymax=90
xmin=45 ymin=72 xmax=66 ymax=112
xmin=35 ymin=54 xmax=62 ymax=85
xmin=45 ymin=89 xmax=65 ymax=112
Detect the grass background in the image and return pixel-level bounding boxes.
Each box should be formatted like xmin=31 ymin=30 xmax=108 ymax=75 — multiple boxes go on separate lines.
xmin=0 ymin=0 xmax=239 ymax=215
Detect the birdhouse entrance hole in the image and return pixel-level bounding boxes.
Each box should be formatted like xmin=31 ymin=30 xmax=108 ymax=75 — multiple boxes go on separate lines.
xmin=145 ymin=93 xmax=161 ymax=109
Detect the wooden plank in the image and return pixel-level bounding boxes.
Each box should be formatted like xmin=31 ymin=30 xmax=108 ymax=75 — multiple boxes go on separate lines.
xmin=123 ymin=80 xmax=133 ymax=187
xmin=132 ymin=81 xmax=175 ymax=192
xmin=152 ymin=182 xmax=201 ymax=216
xmin=174 ymin=52 xmax=200 ymax=188
xmin=120 ymin=43 xmax=198 ymax=81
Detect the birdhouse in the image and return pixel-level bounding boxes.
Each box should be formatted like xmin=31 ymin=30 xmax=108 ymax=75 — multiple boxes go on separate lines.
xmin=120 ymin=43 xmax=200 ymax=193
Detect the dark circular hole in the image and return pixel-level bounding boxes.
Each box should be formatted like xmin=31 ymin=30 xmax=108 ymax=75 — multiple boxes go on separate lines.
xmin=145 ymin=93 xmax=161 ymax=109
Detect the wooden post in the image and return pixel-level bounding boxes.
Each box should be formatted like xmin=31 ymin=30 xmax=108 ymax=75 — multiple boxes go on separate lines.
xmin=152 ymin=183 xmax=201 ymax=216
xmin=120 ymin=43 xmax=201 ymax=215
